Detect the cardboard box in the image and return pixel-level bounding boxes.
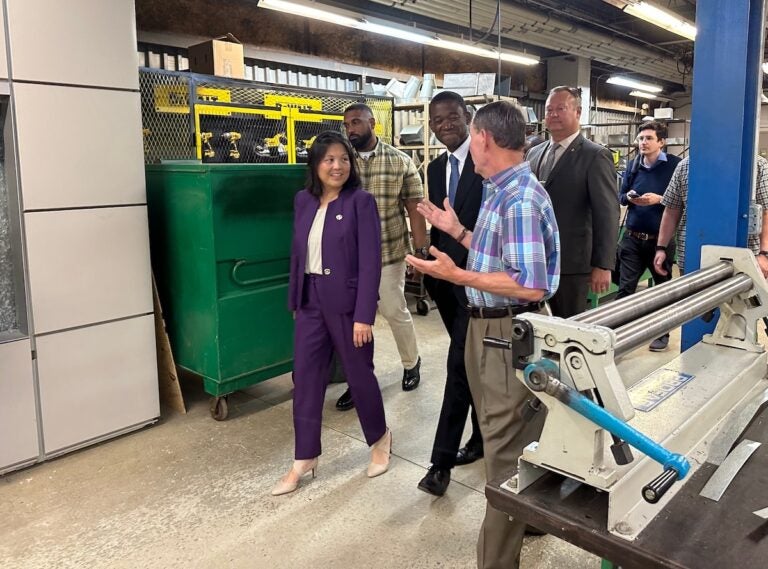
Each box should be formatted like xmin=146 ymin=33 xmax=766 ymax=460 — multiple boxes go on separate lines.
xmin=188 ymin=34 xmax=244 ymax=79
xmin=443 ymin=73 xmax=496 ymax=97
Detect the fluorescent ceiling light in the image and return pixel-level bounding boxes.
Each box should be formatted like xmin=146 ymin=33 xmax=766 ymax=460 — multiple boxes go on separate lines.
xmin=360 ymin=21 xmax=435 ymax=44
xmin=629 ymin=91 xmax=673 ymax=103
xmin=259 ymin=0 xmax=359 ymax=27
xmin=433 ymin=38 xmax=538 ymax=65
xmin=259 ymin=0 xmax=539 ymax=66
xmin=624 ymin=1 xmax=696 ymax=41
xmin=629 ymin=90 xmax=671 ymax=101
xmin=607 ymin=76 xmax=663 ymax=93
xmin=628 ymin=90 xmax=659 ymax=99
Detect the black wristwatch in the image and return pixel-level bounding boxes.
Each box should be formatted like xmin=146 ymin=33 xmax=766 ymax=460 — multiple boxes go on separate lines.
xmin=757 ymin=250 xmax=768 ymax=257
xmin=655 ymin=244 xmax=668 ymax=252
xmin=415 ymin=246 xmax=429 ymax=257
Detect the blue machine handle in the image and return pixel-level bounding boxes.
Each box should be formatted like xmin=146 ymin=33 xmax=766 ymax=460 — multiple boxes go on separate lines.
xmin=524 ymin=360 xmax=690 ymax=503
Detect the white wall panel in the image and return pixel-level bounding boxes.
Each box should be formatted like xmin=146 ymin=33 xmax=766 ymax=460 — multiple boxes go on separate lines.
xmin=24 ymin=206 xmax=152 ymax=334
xmin=6 ymin=0 xmax=138 ymax=89
xmin=0 ymin=338 xmax=38 ymax=469
xmin=14 ymin=83 xmax=145 ymax=210
xmin=36 ymin=315 xmax=158 ymax=453
xmin=0 ymin=7 xmax=8 ymax=81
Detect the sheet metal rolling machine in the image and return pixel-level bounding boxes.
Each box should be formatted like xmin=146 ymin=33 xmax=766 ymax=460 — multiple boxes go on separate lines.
xmin=489 ymin=246 xmax=768 ymax=541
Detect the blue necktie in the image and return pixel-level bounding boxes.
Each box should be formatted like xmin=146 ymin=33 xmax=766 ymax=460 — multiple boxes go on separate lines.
xmin=448 ymin=154 xmax=460 ymax=207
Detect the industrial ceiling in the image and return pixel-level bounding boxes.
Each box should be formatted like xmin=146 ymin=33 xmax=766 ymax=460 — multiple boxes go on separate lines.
xmin=315 ymin=0 xmax=697 ymax=92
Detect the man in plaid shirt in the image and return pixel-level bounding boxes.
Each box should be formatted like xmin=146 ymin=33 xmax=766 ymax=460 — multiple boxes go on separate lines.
xmin=654 ymin=155 xmax=768 ymax=276
xmin=408 ymin=100 xmax=560 ymax=569
xmin=334 ymin=103 xmax=427 ymax=411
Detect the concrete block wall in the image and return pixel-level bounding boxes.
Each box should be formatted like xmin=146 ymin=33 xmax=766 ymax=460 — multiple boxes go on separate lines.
xmin=0 ymin=0 xmax=158 ymax=471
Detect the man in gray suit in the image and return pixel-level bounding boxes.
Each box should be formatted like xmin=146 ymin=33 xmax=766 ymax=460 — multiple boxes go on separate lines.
xmin=527 ymin=86 xmax=619 ymax=317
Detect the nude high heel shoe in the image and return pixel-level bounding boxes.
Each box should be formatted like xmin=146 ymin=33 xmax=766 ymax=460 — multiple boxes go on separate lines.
xmin=367 ymin=428 xmax=392 ymax=478
xmin=271 ymin=458 xmax=318 ymax=496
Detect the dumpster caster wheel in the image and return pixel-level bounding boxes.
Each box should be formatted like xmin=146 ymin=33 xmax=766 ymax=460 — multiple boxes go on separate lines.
xmin=210 ymin=396 xmax=229 ymax=421
xmin=416 ymin=299 xmax=430 ymax=316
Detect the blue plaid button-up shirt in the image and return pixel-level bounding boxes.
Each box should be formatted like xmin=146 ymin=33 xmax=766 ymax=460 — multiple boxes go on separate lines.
xmin=466 ymin=162 xmax=560 ymax=308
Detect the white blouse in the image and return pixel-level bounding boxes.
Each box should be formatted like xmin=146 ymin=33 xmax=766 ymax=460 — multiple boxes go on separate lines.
xmin=305 ymin=206 xmax=327 ymax=274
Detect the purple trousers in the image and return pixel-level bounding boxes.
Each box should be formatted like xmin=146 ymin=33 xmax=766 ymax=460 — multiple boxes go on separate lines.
xmin=293 ymin=274 xmax=386 ymax=459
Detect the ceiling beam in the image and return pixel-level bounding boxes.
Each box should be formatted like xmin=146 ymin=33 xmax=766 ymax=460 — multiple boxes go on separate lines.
xmin=355 ymin=0 xmax=689 ymax=85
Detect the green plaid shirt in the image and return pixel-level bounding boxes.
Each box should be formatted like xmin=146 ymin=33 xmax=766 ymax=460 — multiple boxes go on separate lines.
xmin=355 ymin=140 xmax=424 ymax=266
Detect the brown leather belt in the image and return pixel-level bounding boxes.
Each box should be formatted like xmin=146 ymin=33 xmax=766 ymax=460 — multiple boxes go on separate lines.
xmin=467 ymin=301 xmax=545 ymax=319
xmin=626 ymin=229 xmax=657 ymax=241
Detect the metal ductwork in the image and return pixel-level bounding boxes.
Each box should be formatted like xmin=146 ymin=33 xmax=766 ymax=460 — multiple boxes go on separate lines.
xmin=366 ymin=0 xmax=687 ymax=85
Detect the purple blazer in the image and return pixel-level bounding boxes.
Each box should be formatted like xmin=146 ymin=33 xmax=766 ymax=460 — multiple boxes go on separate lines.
xmin=288 ymin=187 xmax=382 ymax=325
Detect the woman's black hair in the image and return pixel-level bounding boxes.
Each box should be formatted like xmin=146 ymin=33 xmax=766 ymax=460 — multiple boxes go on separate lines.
xmin=305 ymin=130 xmax=361 ymax=197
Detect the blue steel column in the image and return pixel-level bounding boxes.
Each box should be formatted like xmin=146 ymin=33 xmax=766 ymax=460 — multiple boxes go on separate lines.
xmin=683 ymin=0 xmax=765 ymax=350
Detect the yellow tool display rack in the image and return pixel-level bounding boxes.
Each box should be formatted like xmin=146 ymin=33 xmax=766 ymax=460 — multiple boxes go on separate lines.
xmin=139 ymin=68 xmax=394 ymax=164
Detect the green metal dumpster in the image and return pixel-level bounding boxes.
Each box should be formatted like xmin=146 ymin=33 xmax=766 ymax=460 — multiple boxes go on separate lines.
xmin=146 ymin=163 xmax=306 ymax=420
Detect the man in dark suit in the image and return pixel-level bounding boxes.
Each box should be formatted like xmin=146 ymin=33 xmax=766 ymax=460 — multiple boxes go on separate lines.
xmin=417 ymin=91 xmax=484 ymax=497
xmin=527 ymin=86 xmax=619 ymax=317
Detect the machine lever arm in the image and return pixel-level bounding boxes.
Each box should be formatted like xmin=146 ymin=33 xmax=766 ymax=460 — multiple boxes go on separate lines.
xmin=483 ymin=336 xmax=513 ymax=350
xmin=523 ymin=360 xmax=691 ymax=502
xmin=642 ymin=468 xmax=679 ymax=504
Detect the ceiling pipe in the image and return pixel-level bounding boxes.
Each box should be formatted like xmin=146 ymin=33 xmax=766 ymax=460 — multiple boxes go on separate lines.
xmin=365 ymin=0 xmax=685 ymax=83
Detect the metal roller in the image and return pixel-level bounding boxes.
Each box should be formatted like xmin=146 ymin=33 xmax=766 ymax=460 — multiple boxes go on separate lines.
xmin=507 ymin=248 xmax=768 ymax=542
xmin=613 ymin=274 xmax=754 ymax=357
xmin=574 ymin=261 xmax=734 ymax=329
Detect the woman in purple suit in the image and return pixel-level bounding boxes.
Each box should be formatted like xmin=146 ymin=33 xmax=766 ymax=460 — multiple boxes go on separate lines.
xmin=272 ymin=131 xmax=392 ymax=496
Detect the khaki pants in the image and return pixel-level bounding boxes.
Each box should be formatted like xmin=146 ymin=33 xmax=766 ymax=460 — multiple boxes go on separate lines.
xmin=465 ymin=315 xmax=545 ymax=569
xmin=378 ymin=260 xmax=419 ymax=369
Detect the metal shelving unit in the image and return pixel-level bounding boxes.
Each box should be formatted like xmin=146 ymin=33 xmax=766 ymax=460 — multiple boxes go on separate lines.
xmin=586 ymin=118 xmax=690 ymax=163
xmin=393 ymin=95 xmax=517 ymax=191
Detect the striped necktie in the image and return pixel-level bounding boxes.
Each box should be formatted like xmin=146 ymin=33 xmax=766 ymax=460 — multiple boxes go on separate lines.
xmin=539 ymin=143 xmax=559 ymax=181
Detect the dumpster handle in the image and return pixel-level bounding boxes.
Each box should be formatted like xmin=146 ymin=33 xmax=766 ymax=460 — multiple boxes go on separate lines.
xmin=232 ymin=260 xmax=289 ymax=286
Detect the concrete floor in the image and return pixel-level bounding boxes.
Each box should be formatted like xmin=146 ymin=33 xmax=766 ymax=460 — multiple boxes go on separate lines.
xmin=0 ymin=298 xmax=680 ymax=569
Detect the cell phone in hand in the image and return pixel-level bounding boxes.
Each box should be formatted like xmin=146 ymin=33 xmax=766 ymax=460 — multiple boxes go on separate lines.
xmin=628 ymin=190 xmax=639 ymax=199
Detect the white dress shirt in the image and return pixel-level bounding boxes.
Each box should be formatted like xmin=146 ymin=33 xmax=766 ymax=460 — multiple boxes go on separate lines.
xmin=544 ymin=130 xmax=580 ymax=171
xmin=443 ymin=136 xmax=471 ymax=198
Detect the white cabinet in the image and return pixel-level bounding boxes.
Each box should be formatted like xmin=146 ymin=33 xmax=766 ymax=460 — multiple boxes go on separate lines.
xmin=36 ymin=315 xmax=159 ymax=454
xmin=24 ymin=206 xmax=153 ymax=334
xmin=0 ymin=0 xmax=158 ymax=473
xmin=0 ymin=338 xmax=38 ymax=471
xmin=0 ymin=8 xmax=8 ymax=80
xmin=14 ymin=84 xmax=145 ymax=210
xmin=6 ymin=0 xmax=138 ymax=89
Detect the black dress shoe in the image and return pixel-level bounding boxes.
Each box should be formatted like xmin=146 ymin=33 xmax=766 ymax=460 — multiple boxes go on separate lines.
xmin=455 ymin=445 xmax=484 ymax=466
xmin=402 ymin=356 xmax=421 ymax=391
xmin=335 ymin=388 xmax=354 ymax=411
xmin=417 ymin=466 xmax=450 ymax=496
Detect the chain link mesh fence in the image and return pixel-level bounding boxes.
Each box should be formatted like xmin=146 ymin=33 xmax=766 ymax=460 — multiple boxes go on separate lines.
xmin=140 ymin=69 xmax=393 ymax=164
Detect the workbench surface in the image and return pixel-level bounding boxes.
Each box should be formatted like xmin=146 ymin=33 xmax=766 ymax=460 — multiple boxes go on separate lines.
xmin=486 ymin=410 xmax=768 ymax=569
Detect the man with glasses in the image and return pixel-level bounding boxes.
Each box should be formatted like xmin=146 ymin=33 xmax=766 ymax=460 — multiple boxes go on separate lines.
xmin=618 ymin=121 xmax=681 ymax=351
xmin=527 ymin=86 xmax=619 ymax=317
